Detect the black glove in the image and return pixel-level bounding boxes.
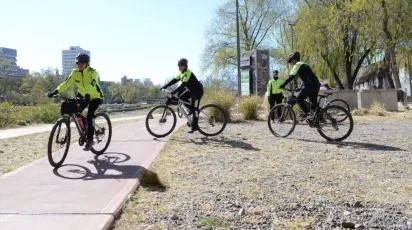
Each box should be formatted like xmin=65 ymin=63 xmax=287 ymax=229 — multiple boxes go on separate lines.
xmin=85 ymin=94 xmax=90 ymax=103
xmin=279 ymin=84 xmax=285 ymax=89
xmin=47 ymin=90 xmax=58 ymax=98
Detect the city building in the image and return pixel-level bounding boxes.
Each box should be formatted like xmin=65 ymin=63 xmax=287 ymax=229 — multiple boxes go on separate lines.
xmin=62 ymin=46 xmax=90 ymax=76
xmin=0 ymin=47 xmax=29 ymax=77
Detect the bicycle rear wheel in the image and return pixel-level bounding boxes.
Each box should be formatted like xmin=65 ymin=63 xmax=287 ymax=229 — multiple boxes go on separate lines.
xmin=317 ymin=105 xmax=353 ymax=141
xmin=268 ymin=104 xmax=296 ymax=137
xmin=48 ymin=117 xmax=71 ymax=168
xmin=197 ymin=104 xmax=227 ymax=136
xmin=326 ymin=99 xmax=350 ymax=122
xmin=91 ymin=113 xmax=112 ymax=155
xmin=145 ymin=105 xmax=177 ymax=138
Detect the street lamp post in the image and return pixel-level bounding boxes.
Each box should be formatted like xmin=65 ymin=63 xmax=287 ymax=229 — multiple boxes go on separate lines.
xmin=236 ymin=0 xmax=241 ymax=96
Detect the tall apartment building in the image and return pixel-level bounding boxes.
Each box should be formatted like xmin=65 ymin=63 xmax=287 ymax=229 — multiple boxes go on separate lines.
xmin=0 ymin=47 xmax=29 ymax=77
xmin=62 ymin=46 xmax=90 ymax=76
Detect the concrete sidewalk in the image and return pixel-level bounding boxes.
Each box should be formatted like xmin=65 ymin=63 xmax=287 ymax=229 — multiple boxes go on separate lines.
xmin=0 ymin=119 xmax=175 ymax=229
xmin=0 ymin=116 xmax=144 ymax=140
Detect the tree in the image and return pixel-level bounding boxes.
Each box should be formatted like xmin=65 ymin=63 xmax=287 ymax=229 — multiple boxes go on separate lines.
xmin=202 ymin=0 xmax=286 ymax=83
xmin=290 ymin=0 xmax=374 ymax=89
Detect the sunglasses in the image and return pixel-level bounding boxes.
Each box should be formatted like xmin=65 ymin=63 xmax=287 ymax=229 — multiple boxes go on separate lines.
xmin=76 ymin=62 xmax=86 ymax=65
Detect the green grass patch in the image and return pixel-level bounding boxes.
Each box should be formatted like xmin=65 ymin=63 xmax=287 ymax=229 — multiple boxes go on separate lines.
xmin=0 ymin=102 xmax=60 ymax=128
xmin=199 ymin=216 xmax=229 ymax=228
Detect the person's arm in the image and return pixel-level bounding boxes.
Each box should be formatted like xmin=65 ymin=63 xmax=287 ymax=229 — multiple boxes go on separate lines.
xmin=56 ymin=70 xmax=76 ymax=93
xmin=161 ymin=78 xmax=179 ymax=90
xmin=281 ymin=63 xmax=301 ymax=88
xmin=281 ymin=75 xmax=295 ymax=88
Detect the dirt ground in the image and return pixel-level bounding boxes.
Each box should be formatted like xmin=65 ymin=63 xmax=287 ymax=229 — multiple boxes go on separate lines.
xmin=114 ymin=114 xmax=412 ymax=229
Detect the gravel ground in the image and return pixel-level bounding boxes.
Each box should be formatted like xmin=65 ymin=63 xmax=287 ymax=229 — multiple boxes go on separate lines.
xmin=114 ymin=114 xmax=412 ymax=229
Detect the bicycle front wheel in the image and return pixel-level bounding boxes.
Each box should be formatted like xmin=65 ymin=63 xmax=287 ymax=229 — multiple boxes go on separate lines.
xmin=268 ymin=104 xmax=296 ymax=137
xmin=48 ymin=118 xmax=71 ymax=168
xmin=145 ymin=105 xmax=177 ymax=138
xmin=91 ymin=113 xmax=112 ymax=155
xmin=317 ymin=105 xmax=353 ymax=141
xmin=197 ymin=104 xmax=227 ymax=136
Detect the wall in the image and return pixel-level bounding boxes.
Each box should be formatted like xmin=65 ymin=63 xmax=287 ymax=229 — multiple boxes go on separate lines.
xmin=358 ymin=89 xmax=398 ymax=111
xmin=321 ymin=89 xmax=398 ymax=111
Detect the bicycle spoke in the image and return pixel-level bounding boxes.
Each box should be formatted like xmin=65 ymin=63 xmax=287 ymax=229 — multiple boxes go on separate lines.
xmin=197 ymin=104 xmax=227 ymax=136
xmin=146 ymin=105 xmax=177 ymax=138
xmin=91 ymin=113 xmax=112 ymax=155
xmin=268 ymin=104 xmax=296 ymax=137
xmin=317 ymin=105 xmax=353 ymax=141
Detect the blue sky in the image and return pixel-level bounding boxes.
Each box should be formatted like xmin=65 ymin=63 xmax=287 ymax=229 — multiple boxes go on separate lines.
xmin=0 ymin=0 xmax=224 ymax=84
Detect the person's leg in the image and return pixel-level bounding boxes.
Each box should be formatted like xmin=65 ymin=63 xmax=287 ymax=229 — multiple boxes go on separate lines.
xmin=297 ymin=88 xmax=310 ymax=116
xmin=274 ymin=94 xmax=283 ymax=118
xmin=268 ymin=95 xmax=275 ymax=120
xmin=86 ymin=99 xmax=102 ymax=146
xmin=189 ymin=89 xmax=203 ymax=133
xmin=308 ymin=86 xmax=320 ymax=112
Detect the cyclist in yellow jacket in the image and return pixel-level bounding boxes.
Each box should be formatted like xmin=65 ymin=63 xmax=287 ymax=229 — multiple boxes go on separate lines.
xmin=266 ymin=70 xmax=284 ymax=121
xmin=161 ymin=58 xmax=204 ymax=133
xmin=48 ymin=53 xmax=104 ymax=150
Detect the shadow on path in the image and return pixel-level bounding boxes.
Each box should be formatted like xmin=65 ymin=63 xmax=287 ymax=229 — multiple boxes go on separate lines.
xmin=52 ymin=152 xmax=166 ymax=192
xmin=297 ymin=138 xmax=405 ymax=152
xmin=180 ymin=136 xmax=261 ymax=151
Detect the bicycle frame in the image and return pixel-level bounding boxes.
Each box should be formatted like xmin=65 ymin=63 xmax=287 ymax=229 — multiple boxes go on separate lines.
xmin=165 ymin=89 xmax=198 ymax=123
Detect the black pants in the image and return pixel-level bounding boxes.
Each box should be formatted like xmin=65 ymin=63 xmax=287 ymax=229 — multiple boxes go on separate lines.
xmin=176 ymin=87 xmax=203 ymax=128
xmin=268 ymin=93 xmax=283 ymax=120
xmin=297 ymin=85 xmax=320 ymax=114
xmin=85 ymin=99 xmax=103 ymax=140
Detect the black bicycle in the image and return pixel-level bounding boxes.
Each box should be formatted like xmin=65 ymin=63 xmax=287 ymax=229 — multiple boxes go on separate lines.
xmin=295 ymin=94 xmax=351 ymax=123
xmin=145 ymin=89 xmax=227 ymax=137
xmin=47 ymin=96 xmax=112 ymax=168
xmin=267 ymin=88 xmax=354 ymax=141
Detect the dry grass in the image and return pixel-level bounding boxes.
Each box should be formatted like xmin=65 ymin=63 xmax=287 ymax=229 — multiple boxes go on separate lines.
xmin=114 ymin=117 xmax=412 ymax=229
xmin=352 ymin=101 xmax=388 ymax=117
xmin=239 ymin=96 xmax=262 ymax=120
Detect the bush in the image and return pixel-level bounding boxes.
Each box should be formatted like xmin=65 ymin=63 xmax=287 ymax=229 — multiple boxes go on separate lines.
xmin=239 ymin=96 xmax=262 ymax=120
xmin=203 ymin=89 xmax=235 ymax=121
xmin=0 ymin=102 xmax=60 ymax=128
xmin=29 ymin=103 xmax=61 ymax=123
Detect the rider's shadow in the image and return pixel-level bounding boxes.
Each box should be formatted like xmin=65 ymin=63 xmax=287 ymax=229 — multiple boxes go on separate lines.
xmin=53 ymin=152 xmax=144 ymax=180
xmin=182 ymin=136 xmax=261 ymax=151
xmin=296 ymin=138 xmax=406 ymax=152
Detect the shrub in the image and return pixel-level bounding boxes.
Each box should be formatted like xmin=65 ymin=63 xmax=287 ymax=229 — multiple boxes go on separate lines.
xmin=352 ymin=101 xmax=387 ymax=117
xmin=29 ymin=103 xmax=60 ymax=123
xmin=0 ymin=102 xmax=60 ymax=128
xmin=0 ymin=102 xmax=18 ymax=128
xmin=370 ymin=101 xmax=387 ymax=116
xmin=239 ymin=96 xmax=262 ymax=120
xmin=202 ymin=89 xmax=235 ymax=121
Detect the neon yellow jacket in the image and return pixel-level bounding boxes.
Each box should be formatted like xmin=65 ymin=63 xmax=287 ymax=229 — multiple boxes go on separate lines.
xmin=266 ymin=78 xmax=284 ymax=96
xmin=56 ymin=67 xmax=103 ymax=99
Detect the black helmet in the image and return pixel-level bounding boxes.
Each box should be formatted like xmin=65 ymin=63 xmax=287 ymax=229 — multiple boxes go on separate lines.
xmin=76 ymin=53 xmax=90 ymax=64
xmin=287 ymin=51 xmax=300 ymax=63
xmin=178 ymin=58 xmax=188 ymax=66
